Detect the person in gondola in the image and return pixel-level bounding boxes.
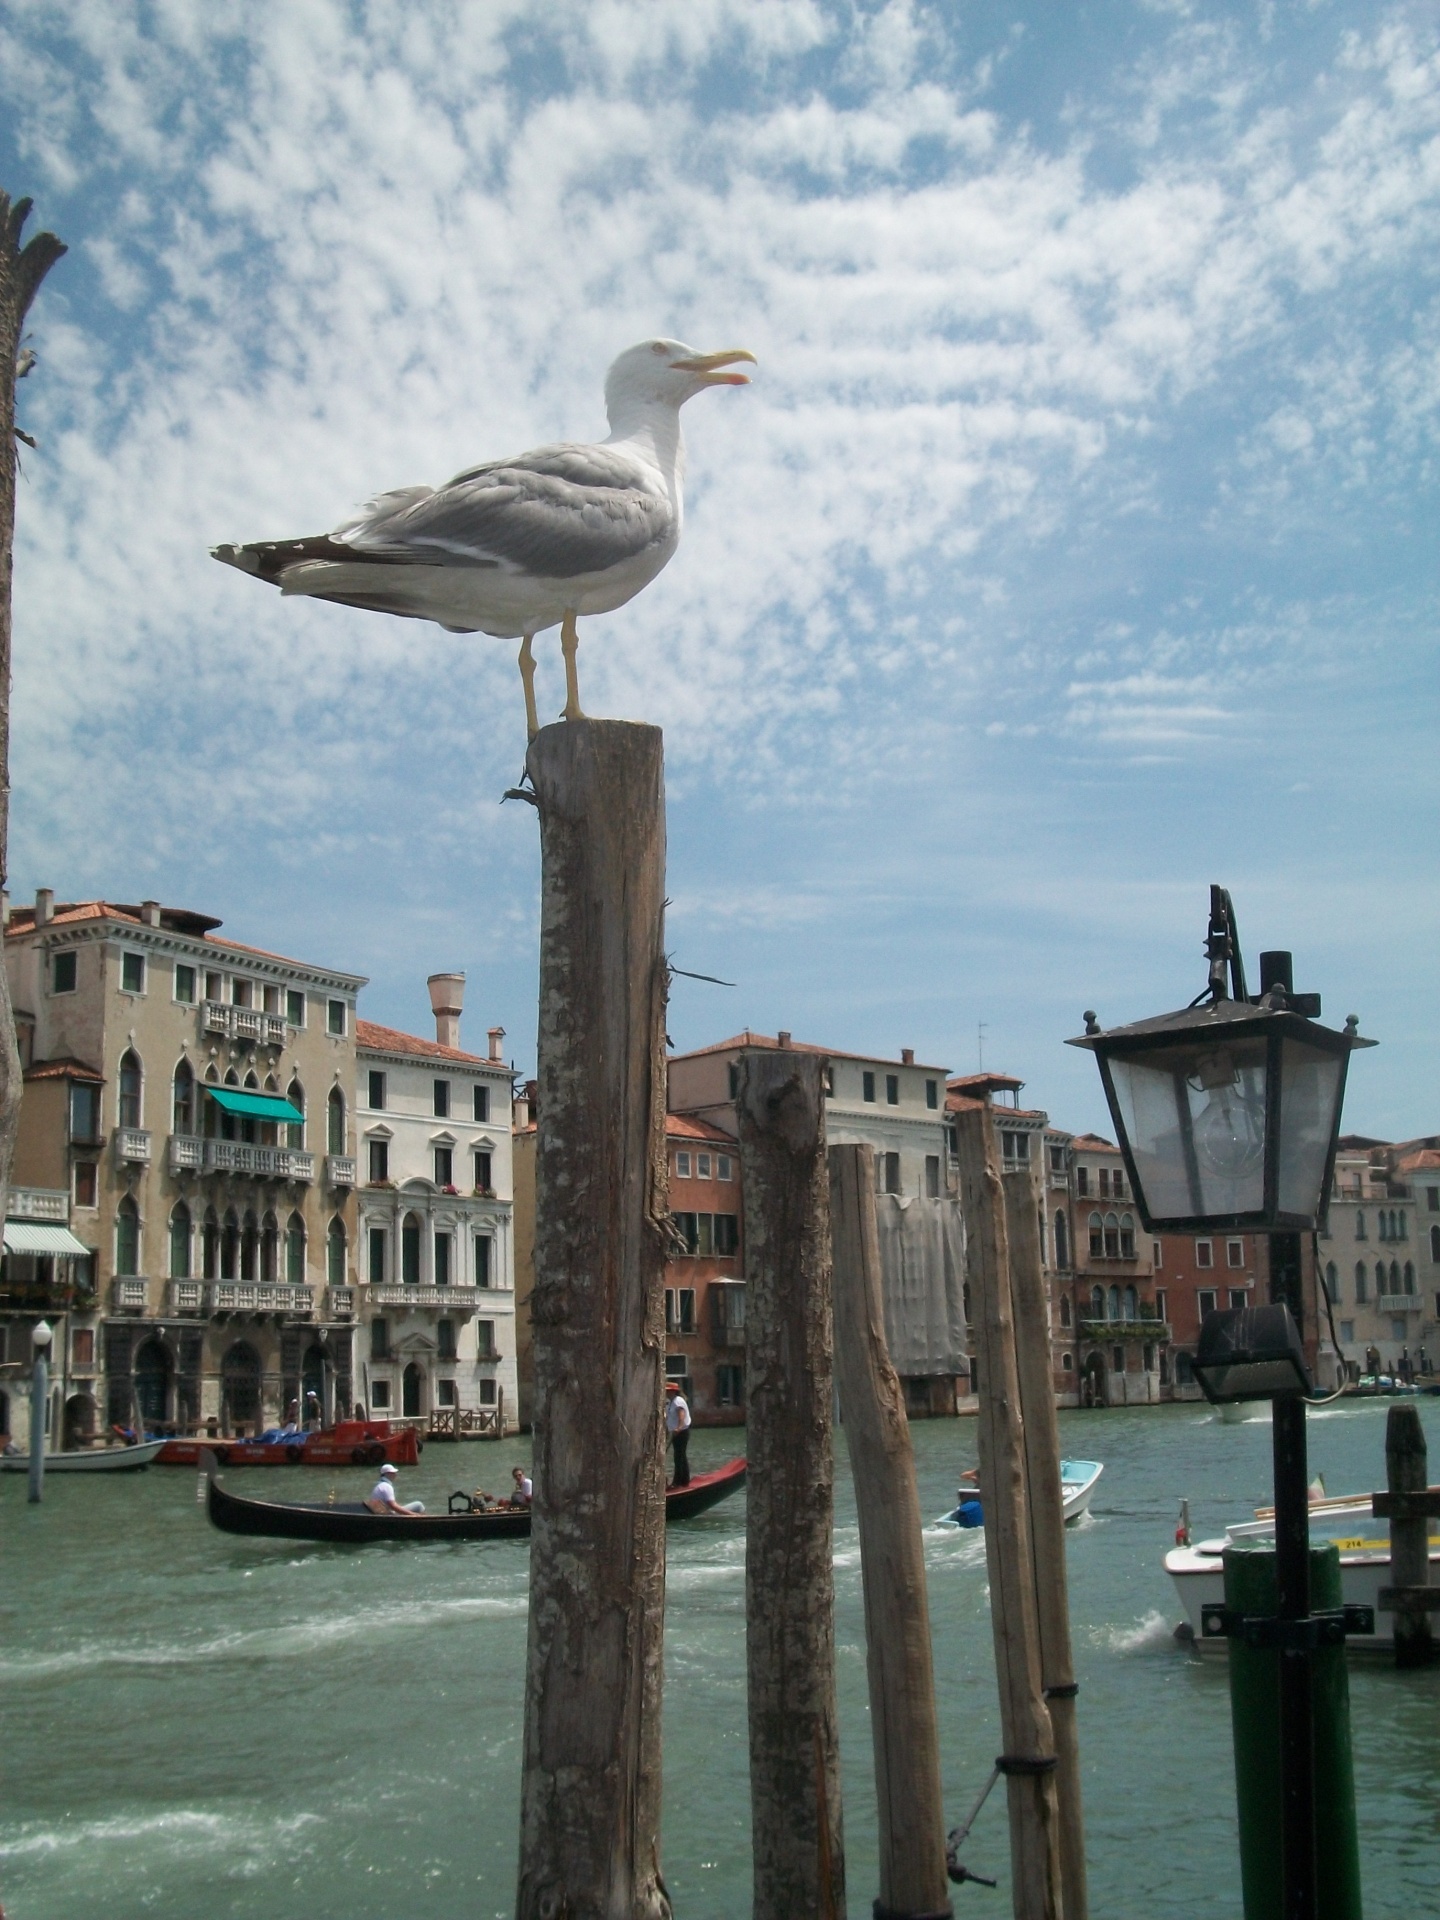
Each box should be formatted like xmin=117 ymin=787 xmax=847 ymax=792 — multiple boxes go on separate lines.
xmin=665 ymin=1381 xmax=692 ymax=1487
xmin=366 ymin=1462 xmax=424 ymax=1515
xmin=510 ymin=1466 xmax=533 ymax=1508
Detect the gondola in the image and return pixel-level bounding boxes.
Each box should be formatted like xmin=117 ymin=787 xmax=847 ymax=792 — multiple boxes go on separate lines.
xmin=203 ymin=1454 xmax=747 ymax=1544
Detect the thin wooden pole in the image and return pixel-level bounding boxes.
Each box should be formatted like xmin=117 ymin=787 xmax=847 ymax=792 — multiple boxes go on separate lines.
xmin=953 ymin=1105 xmax=1062 ymax=1920
xmin=738 ymin=1046 xmax=845 ymax=1920
xmin=1002 ymin=1172 xmax=1086 ymax=1920
xmin=1383 ymin=1403 xmax=1433 ymax=1669
xmin=517 ymin=719 xmax=671 ymax=1920
xmin=829 ymin=1142 xmax=951 ymax=1920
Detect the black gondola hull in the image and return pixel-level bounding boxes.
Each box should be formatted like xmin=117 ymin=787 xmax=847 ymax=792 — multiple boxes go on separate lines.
xmin=205 ymin=1457 xmax=747 ymax=1544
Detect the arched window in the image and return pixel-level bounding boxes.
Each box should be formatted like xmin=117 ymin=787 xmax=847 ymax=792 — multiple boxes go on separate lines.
xmin=1119 ymin=1213 xmax=1136 ymax=1259
xmin=1378 ymin=1212 xmax=1388 ymax=1242
xmin=1088 ymin=1212 xmax=1103 ymax=1257
xmin=1431 ymin=1225 xmax=1440 ymax=1261
xmin=1059 ymin=1294 xmax=1072 ymax=1328
xmin=327 ymin=1217 xmax=347 ymax=1287
xmin=1398 ymin=1210 xmax=1407 ymax=1239
xmin=172 ymin=1060 xmax=195 ymax=1135
xmin=328 ymin=1088 xmax=346 ymax=1155
xmin=221 ymin=1208 xmax=240 ymax=1280
xmin=116 ymin=1195 xmax=140 ymax=1275
xmin=1326 ymin=1261 xmax=1340 ymax=1304
xmin=1054 ymin=1211 xmax=1069 ymax=1268
xmin=260 ymin=1211 xmax=279 ymax=1285
xmin=1090 ymin=1285 xmax=1105 ymax=1320
xmin=1404 ymin=1261 xmax=1416 ymax=1295
xmin=287 ymin=1079 xmax=305 ymax=1150
xmin=1107 ymin=1284 xmax=1121 ymax=1320
xmin=286 ymin=1212 xmax=306 ymax=1286
xmin=1103 ymin=1212 xmax=1120 ymax=1259
xmin=169 ymin=1202 xmax=191 ymax=1279
xmin=402 ymin=1212 xmax=422 ymax=1286
xmin=203 ymin=1207 xmax=220 ymax=1280
xmin=1123 ymin=1284 xmax=1137 ymax=1320
xmin=1390 ymin=1260 xmax=1401 ymax=1294
xmin=1354 ymin=1261 xmax=1368 ymax=1304
xmin=118 ymin=1049 xmax=143 ymax=1129
xmin=1355 ymin=1212 xmax=1367 ymax=1240
xmin=240 ymin=1210 xmax=258 ymax=1282
xmin=243 ymin=1069 xmax=259 ymax=1090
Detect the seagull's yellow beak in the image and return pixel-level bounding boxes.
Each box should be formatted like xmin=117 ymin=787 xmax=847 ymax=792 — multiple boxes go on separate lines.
xmin=670 ymin=348 xmax=758 ymax=386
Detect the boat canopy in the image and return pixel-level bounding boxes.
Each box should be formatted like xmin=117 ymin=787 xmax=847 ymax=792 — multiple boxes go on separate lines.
xmin=206 ymin=1086 xmax=303 ymax=1123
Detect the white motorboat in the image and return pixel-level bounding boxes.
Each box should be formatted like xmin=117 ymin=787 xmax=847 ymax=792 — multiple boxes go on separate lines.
xmin=0 ymin=1438 xmax=165 ymax=1473
xmin=937 ymin=1458 xmax=1103 ymax=1528
xmin=1166 ymin=1493 xmax=1440 ymax=1652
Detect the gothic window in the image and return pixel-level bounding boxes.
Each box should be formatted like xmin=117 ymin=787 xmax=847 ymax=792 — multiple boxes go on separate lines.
xmin=119 ymin=1050 xmax=143 ymax=1129
xmin=169 ymin=1203 xmax=191 ymax=1279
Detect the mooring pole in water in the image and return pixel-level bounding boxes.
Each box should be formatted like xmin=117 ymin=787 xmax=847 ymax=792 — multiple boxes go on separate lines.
xmin=1001 ymin=1173 xmax=1086 ymax=1920
xmin=1376 ymin=1403 xmax=1437 ymax=1668
xmin=516 ymin=719 xmax=672 ymax=1920
xmin=738 ymin=1046 xmax=845 ymax=1920
xmin=829 ymin=1143 xmax=952 ymax=1920
xmin=953 ymin=1105 xmax=1062 ymax=1920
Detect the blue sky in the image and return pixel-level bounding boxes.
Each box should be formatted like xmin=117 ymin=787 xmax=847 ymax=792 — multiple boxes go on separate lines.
xmin=2 ymin=0 xmax=1436 ymax=1140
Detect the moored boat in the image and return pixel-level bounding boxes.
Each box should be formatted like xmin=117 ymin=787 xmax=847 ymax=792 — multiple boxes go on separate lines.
xmin=1166 ymin=1493 xmax=1440 ymax=1652
xmin=205 ymin=1454 xmax=748 ymax=1544
xmin=157 ymin=1418 xmax=420 ymax=1469
xmin=0 ymin=1438 xmax=165 ymax=1473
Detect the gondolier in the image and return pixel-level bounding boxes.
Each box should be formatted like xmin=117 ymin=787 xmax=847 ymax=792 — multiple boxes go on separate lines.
xmin=665 ymin=1381 xmax=692 ymax=1488
xmin=366 ymin=1463 xmax=424 ymax=1516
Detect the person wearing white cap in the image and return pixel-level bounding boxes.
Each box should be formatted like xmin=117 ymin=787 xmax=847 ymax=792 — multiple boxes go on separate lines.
xmin=366 ymin=1461 xmax=425 ymax=1516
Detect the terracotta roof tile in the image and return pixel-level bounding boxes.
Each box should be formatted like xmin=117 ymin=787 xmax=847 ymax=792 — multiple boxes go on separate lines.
xmin=5 ymin=899 xmax=364 ymax=981
xmin=355 ymin=1018 xmax=500 ymax=1069
xmin=665 ymin=1114 xmax=736 ymax=1144
xmin=1070 ymin=1133 xmax=1118 ymax=1152
xmin=671 ymin=1030 xmax=949 ymax=1073
xmin=24 ymin=1055 xmax=103 ymax=1083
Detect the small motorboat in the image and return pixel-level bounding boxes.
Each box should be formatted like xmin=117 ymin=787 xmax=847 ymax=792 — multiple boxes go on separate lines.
xmin=0 ymin=1438 xmax=165 ymax=1473
xmin=936 ymin=1459 xmax=1103 ymax=1528
xmin=1166 ymin=1492 xmax=1440 ymax=1652
xmin=157 ymin=1418 xmax=421 ymax=1469
xmin=204 ymin=1454 xmax=748 ymax=1544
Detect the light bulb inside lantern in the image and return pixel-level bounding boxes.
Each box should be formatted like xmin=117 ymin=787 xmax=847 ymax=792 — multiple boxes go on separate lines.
xmin=1189 ymin=1051 xmax=1265 ymax=1182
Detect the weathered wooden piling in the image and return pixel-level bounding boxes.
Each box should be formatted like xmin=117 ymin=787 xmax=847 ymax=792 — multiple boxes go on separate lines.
xmin=1002 ymin=1174 xmax=1086 ymax=1920
xmin=516 ymin=719 xmax=672 ymax=1920
xmin=738 ymin=1047 xmax=845 ymax=1920
xmin=1376 ymin=1403 xmax=1437 ymax=1669
xmin=829 ymin=1142 xmax=952 ymax=1920
xmin=953 ymin=1105 xmax=1063 ymax=1920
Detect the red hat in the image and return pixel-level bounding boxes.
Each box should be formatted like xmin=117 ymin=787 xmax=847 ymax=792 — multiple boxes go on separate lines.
xmin=665 ymin=1381 xmax=681 ymax=1393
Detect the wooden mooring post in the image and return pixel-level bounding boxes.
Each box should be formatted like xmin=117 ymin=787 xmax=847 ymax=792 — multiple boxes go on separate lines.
xmin=830 ymin=1142 xmax=952 ymax=1920
xmin=516 ymin=720 xmax=672 ymax=1920
xmin=1375 ymin=1403 xmax=1438 ymax=1669
xmin=953 ymin=1105 xmax=1063 ymax=1920
xmin=738 ymin=1047 xmax=845 ymax=1920
xmin=1002 ymin=1174 xmax=1086 ymax=1920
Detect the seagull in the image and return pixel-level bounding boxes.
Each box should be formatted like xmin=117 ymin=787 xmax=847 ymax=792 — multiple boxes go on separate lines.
xmin=212 ymin=339 xmax=756 ymax=737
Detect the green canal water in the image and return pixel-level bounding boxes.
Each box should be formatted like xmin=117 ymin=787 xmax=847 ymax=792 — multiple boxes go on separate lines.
xmin=4 ymin=1399 xmax=1439 ymax=1918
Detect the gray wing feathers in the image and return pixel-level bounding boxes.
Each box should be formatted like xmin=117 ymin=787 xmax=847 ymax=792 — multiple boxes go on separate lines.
xmin=338 ymin=443 xmax=671 ymax=580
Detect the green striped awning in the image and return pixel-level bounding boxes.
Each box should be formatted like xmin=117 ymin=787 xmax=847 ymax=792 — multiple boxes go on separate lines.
xmin=3 ymin=1222 xmax=93 ymax=1256
xmin=205 ymin=1087 xmax=304 ymax=1124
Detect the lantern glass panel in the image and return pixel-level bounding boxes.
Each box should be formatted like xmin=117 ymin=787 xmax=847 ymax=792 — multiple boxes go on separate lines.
xmin=1108 ymin=1036 xmax=1268 ymax=1222
xmin=1276 ymin=1037 xmax=1344 ymax=1221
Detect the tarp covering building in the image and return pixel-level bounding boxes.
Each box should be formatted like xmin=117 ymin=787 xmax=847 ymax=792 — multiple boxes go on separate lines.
xmin=873 ymin=1194 xmax=968 ymax=1377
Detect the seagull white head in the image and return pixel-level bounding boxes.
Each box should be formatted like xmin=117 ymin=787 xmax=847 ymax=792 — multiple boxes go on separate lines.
xmin=604 ymin=337 xmax=757 ymax=429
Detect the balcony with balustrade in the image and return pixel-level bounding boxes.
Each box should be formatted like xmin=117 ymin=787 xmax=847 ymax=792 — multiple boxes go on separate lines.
xmin=368 ymin=1285 xmax=480 ymax=1315
xmin=1375 ymin=1294 xmax=1420 ymax=1315
xmin=114 ymin=1127 xmax=152 ymax=1166
xmin=167 ymin=1134 xmax=314 ymax=1182
xmin=200 ymin=1002 xmax=287 ymax=1047
xmin=9 ymin=1186 xmax=69 ymax=1222
xmin=207 ymin=1282 xmax=314 ymax=1316
xmin=325 ymin=1155 xmax=356 ymax=1188
xmin=167 ymin=1279 xmax=205 ymax=1315
xmin=327 ymin=1285 xmax=356 ymax=1318
xmin=111 ymin=1278 xmax=150 ymax=1312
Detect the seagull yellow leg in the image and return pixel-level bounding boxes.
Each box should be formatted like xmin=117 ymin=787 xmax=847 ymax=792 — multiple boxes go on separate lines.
xmin=518 ymin=633 xmax=539 ymax=741
xmin=560 ymin=610 xmax=586 ymax=723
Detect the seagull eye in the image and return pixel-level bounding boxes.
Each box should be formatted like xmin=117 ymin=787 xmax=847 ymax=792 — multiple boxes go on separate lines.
xmin=651 ymin=342 xmax=667 ymax=355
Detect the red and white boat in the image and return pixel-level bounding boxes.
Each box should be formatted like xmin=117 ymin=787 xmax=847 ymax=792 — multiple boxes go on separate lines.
xmin=156 ymin=1419 xmax=421 ymax=1469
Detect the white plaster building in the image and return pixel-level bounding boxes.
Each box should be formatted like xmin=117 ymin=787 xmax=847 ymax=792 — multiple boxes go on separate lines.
xmin=355 ymin=974 xmax=517 ymax=1433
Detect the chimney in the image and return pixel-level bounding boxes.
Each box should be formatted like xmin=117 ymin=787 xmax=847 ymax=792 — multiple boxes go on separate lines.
xmin=34 ymin=887 xmax=53 ymax=926
xmin=777 ymin=1029 xmax=792 ymax=1049
xmin=141 ymin=900 xmax=161 ymax=928
xmin=427 ymin=971 xmax=465 ymax=1050
xmin=488 ymin=1026 xmax=505 ymax=1063
xmin=902 ymin=1048 xmax=915 ymax=1066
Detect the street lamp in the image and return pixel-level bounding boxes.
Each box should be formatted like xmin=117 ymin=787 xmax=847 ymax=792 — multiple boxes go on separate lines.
xmin=29 ymin=1317 xmax=53 ymax=1505
xmin=1070 ymin=886 xmax=1374 ymax=1920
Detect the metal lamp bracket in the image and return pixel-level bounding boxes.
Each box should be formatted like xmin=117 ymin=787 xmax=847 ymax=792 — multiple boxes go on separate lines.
xmin=1199 ymin=1604 xmax=1375 ymax=1647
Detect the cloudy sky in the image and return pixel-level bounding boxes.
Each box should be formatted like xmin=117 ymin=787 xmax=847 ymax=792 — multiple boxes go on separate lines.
xmin=2 ymin=0 xmax=1436 ymax=1138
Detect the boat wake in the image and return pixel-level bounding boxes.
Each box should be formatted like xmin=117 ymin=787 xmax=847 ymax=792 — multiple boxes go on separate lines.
xmin=1098 ymin=1609 xmax=1178 ymax=1656
xmin=0 ymin=1592 xmax=526 ymax=1683
xmin=0 ymin=1806 xmax=320 ymax=1867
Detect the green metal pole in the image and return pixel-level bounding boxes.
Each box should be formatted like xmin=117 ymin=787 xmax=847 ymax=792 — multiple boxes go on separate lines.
xmin=1222 ymin=1540 xmax=1362 ymax=1920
